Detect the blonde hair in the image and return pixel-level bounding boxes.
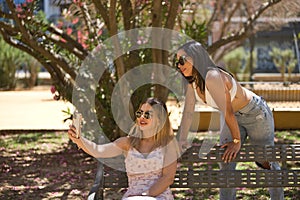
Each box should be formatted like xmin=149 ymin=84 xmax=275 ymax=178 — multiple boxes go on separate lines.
xmin=128 ymin=98 xmax=174 ymax=149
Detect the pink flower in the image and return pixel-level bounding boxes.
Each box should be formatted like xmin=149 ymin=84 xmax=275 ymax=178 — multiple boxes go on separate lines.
xmin=50 ymin=85 xmax=56 ymax=93
xmin=56 ymin=21 xmax=63 ymax=29
xmin=72 ymin=18 xmax=79 ymax=24
xmin=66 ymin=27 xmax=72 ymax=35
xmin=16 ymin=5 xmax=22 ymax=12
xmin=77 ymin=30 xmax=82 ymax=38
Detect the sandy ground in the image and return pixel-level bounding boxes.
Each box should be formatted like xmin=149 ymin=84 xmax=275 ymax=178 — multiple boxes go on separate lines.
xmin=1 ymin=85 xmax=299 ymax=131
xmin=0 ymin=86 xmax=182 ymax=131
xmin=0 ymin=86 xmax=73 ymax=130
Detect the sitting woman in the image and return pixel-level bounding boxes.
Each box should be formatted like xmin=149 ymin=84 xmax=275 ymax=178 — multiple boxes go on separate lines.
xmin=68 ymin=97 xmax=179 ymax=200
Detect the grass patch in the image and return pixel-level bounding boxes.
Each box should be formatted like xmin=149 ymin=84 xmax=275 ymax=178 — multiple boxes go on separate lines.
xmin=0 ymin=132 xmax=68 ymax=152
xmin=275 ymin=130 xmax=300 ymax=143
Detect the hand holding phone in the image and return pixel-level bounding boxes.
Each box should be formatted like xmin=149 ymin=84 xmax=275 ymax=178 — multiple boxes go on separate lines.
xmin=73 ymin=112 xmax=82 ymax=138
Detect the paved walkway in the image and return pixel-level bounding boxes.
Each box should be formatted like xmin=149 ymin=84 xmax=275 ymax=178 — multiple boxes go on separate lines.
xmin=0 ymin=86 xmax=183 ymax=131
xmin=0 ymin=86 xmax=73 ymax=130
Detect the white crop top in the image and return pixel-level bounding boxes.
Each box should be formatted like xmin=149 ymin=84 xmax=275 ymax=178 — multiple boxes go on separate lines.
xmin=193 ymin=75 xmax=237 ymax=109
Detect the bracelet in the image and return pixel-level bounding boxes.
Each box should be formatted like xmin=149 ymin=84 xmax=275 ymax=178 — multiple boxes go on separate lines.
xmin=233 ymin=139 xmax=240 ymax=144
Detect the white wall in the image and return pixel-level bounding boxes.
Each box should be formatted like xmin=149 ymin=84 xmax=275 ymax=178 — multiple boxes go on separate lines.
xmin=44 ymin=0 xmax=60 ymax=19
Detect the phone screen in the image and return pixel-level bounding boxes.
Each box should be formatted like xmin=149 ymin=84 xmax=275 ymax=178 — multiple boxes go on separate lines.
xmin=73 ymin=112 xmax=82 ymax=138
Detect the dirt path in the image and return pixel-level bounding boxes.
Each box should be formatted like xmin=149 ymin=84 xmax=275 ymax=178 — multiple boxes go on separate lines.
xmin=0 ymin=86 xmax=72 ymax=130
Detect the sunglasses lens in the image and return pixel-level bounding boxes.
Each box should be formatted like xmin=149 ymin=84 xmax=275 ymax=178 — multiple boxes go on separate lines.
xmin=175 ymin=56 xmax=186 ymax=68
xmin=179 ymin=56 xmax=185 ymax=65
xmin=135 ymin=111 xmax=142 ymax=118
xmin=143 ymin=112 xmax=151 ymax=119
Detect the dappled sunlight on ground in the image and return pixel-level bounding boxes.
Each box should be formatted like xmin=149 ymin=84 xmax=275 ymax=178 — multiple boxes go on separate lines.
xmin=0 ymin=132 xmax=97 ymax=200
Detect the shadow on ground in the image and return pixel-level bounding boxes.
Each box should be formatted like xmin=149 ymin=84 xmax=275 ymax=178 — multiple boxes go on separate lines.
xmin=0 ymin=131 xmax=97 ymax=200
xmin=1 ymin=130 xmax=299 ymax=200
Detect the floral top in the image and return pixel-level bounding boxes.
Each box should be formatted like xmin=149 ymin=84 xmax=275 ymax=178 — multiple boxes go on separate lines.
xmin=122 ymin=147 xmax=174 ymax=200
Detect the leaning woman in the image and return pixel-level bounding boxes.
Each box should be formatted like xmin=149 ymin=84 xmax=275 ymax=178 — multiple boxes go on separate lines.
xmin=175 ymin=40 xmax=284 ymax=200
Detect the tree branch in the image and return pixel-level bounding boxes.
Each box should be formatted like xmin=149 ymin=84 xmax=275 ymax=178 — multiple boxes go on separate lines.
xmin=92 ymin=0 xmax=110 ymax=30
xmin=47 ymin=25 xmax=88 ymax=59
xmin=120 ymin=0 xmax=134 ymax=30
xmin=5 ymin=0 xmax=77 ymax=79
xmin=109 ymin=0 xmax=125 ymax=78
xmin=219 ymin=2 xmax=241 ymax=39
xmin=151 ymin=0 xmax=163 ymax=65
xmin=0 ymin=27 xmax=66 ymax=84
xmin=207 ymin=0 xmax=282 ymax=54
xmin=165 ymin=0 xmax=180 ymax=30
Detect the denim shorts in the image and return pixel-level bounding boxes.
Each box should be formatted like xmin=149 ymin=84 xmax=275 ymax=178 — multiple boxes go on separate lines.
xmin=219 ymin=95 xmax=275 ymax=146
xmin=218 ymin=96 xmax=284 ymax=200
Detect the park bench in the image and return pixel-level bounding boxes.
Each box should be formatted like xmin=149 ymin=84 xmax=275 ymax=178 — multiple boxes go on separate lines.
xmin=87 ymin=143 xmax=300 ymax=200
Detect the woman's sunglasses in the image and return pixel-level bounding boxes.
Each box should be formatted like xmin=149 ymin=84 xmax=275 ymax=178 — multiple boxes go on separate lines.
xmin=175 ymin=55 xmax=187 ymax=68
xmin=135 ymin=110 xmax=153 ymax=119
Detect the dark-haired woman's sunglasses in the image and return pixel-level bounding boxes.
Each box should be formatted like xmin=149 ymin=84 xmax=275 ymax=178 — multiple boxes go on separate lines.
xmin=175 ymin=55 xmax=187 ymax=68
xmin=135 ymin=110 xmax=153 ymax=119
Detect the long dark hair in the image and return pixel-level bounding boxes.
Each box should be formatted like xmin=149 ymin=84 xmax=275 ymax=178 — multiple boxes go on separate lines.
xmin=176 ymin=41 xmax=233 ymax=93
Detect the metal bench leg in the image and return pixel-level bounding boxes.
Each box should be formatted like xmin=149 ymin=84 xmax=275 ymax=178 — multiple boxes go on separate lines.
xmin=88 ymin=161 xmax=104 ymax=200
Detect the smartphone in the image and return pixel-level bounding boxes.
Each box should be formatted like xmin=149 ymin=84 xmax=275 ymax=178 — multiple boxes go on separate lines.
xmin=73 ymin=112 xmax=82 ymax=138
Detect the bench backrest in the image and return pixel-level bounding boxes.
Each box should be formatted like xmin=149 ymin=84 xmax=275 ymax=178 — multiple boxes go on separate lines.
xmin=102 ymin=144 xmax=300 ymax=188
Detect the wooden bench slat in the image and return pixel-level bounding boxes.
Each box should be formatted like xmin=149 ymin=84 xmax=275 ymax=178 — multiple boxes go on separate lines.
xmin=184 ymin=144 xmax=300 ymax=162
xmin=103 ymin=170 xmax=300 ymax=188
xmin=173 ymin=170 xmax=300 ymax=188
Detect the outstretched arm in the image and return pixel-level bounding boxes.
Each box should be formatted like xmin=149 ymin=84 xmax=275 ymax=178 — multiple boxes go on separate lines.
xmin=68 ymin=125 xmax=128 ymax=158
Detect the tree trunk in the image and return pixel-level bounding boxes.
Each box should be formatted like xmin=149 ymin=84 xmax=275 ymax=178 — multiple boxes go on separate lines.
xmin=249 ymin=34 xmax=255 ymax=81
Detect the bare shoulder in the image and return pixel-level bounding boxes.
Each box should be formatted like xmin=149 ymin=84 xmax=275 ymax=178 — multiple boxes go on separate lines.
xmin=206 ymin=69 xmax=231 ymax=88
xmin=114 ymin=136 xmax=131 ymax=151
xmin=206 ymin=68 xmax=220 ymax=77
xmin=206 ymin=69 xmax=224 ymax=84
